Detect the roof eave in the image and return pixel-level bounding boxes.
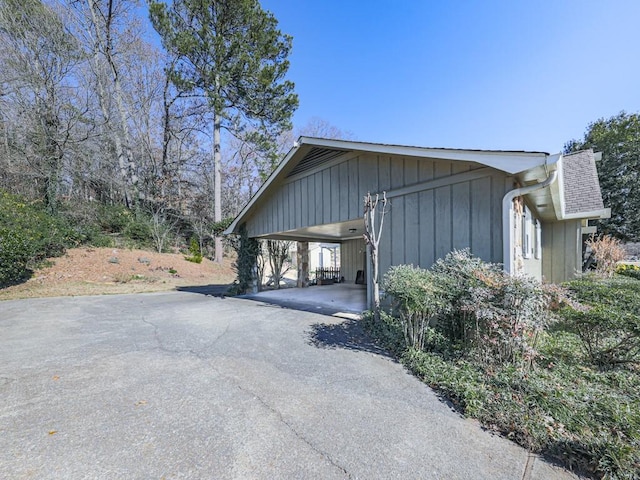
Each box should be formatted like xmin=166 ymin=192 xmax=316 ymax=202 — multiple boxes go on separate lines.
xmin=561 ymin=208 xmax=611 ymax=220
xmin=225 ymin=137 xmax=558 ymax=235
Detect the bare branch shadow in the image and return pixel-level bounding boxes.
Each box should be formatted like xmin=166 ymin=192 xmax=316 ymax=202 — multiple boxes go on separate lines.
xmin=307 ymin=318 xmax=393 ymax=358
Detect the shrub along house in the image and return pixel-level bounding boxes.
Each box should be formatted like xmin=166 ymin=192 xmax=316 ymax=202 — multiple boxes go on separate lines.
xmin=225 ymin=137 xmax=609 ymax=305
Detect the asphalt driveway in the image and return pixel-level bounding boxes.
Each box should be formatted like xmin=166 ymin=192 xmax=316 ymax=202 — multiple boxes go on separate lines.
xmin=0 ymin=292 xmax=579 ymax=479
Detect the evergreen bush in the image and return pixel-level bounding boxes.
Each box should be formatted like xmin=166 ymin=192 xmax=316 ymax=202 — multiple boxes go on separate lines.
xmin=382 ymin=265 xmax=444 ymax=350
xmin=558 ymin=277 xmax=640 ymax=366
xmin=184 ymin=237 xmax=203 ymax=263
xmin=0 ymin=190 xmax=76 ymax=286
xmin=616 ymin=263 xmax=640 ymax=281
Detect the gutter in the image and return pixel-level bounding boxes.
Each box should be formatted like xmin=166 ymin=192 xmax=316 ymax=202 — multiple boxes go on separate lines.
xmin=502 ymin=165 xmax=559 ymax=275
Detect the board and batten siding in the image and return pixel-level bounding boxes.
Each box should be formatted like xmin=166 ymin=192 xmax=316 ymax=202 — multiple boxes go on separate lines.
xmin=378 ymin=167 xmax=509 ymax=277
xmin=541 ymin=220 xmax=582 ymax=284
xmin=341 ymin=238 xmax=366 ymax=283
xmin=245 ymin=151 xmax=512 ymax=276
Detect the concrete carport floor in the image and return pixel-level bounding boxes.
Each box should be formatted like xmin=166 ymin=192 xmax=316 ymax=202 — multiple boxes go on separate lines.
xmin=244 ymin=283 xmax=367 ymax=318
xmin=0 ymin=292 xmax=579 ymax=479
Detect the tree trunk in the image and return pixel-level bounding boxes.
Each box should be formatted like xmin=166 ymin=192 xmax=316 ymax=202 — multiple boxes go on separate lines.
xmin=86 ymin=0 xmax=137 ymax=208
xmin=363 ymin=192 xmax=387 ymax=322
xmin=213 ymin=109 xmax=223 ymax=263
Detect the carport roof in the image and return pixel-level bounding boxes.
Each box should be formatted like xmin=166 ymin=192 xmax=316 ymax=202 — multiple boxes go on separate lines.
xmin=225 ymin=137 xmax=556 ymax=235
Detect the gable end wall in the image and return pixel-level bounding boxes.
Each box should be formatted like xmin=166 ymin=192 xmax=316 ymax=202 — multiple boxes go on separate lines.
xmin=245 ymin=152 xmax=511 ymax=275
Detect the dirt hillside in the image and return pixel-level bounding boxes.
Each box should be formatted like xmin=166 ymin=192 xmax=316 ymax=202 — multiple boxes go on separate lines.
xmin=0 ymin=247 xmax=236 ymax=301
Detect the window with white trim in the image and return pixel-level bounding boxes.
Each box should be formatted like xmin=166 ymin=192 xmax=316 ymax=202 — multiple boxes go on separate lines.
xmin=534 ymin=220 xmax=542 ymax=260
xmin=522 ymin=206 xmax=534 ymax=259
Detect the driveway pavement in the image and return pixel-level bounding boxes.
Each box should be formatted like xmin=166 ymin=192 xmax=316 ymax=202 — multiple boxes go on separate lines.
xmin=0 ymin=292 xmax=580 ymax=479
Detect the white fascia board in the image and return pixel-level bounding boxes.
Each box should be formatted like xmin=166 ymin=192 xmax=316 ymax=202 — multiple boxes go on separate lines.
xmin=298 ymin=136 xmax=550 ymax=174
xmin=562 ymin=208 xmax=611 ymax=220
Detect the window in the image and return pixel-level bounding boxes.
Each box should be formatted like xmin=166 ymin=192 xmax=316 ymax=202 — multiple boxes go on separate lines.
xmin=522 ymin=206 xmax=533 ymax=259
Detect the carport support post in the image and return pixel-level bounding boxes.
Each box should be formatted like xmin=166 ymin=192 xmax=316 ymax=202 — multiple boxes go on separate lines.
xmin=296 ymin=241 xmax=309 ymax=288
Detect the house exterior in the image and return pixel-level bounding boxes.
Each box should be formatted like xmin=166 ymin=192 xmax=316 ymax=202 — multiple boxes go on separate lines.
xmin=225 ymin=137 xmax=609 ymax=302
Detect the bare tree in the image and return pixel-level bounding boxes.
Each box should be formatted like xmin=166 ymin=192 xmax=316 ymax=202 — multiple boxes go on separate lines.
xmin=296 ymin=116 xmax=356 ymax=141
xmin=149 ymin=204 xmax=179 ymax=253
xmin=363 ymin=192 xmax=388 ymax=321
xmin=75 ymin=0 xmax=142 ymax=208
xmin=266 ymin=240 xmax=292 ymax=289
xmin=0 ymin=0 xmax=85 ymax=211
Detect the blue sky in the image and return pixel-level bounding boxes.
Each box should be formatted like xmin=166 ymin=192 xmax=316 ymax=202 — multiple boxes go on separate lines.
xmin=257 ymin=0 xmax=640 ymax=153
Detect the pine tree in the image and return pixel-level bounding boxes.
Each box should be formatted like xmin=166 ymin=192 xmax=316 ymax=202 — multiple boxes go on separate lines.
xmin=149 ymin=0 xmax=298 ymax=262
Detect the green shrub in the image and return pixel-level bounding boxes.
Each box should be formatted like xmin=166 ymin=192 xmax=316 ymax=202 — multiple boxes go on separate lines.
xmin=55 ymin=201 xmax=114 ymax=247
xmin=184 ymin=237 xmax=203 ymax=263
xmin=0 ymin=228 xmax=34 ymax=285
xmin=558 ymin=277 xmax=640 ymax=367
xmin=430 ymin=250 xmax=551 ymax=370
xmin=97 ymin=203 xmax=133 ymax=233
xmin=0 ymin=190 xmax=76 ymax=286
xmin=616 ymin=263 xmax=640 ymax=281
xmin=430 ymin=249 xmax=504 ymax=347
xmin=382 ymin=265 xmax=445 ymax=350
xmin=380 ymin=251 xmax=553 ymax=369
xmin=361 ymin=310 xmax=405 ymax=356
xmin=122 ymin=215 xmax=153 ymax=245
xmin=364 ymin=250 xmax=640 ymax=479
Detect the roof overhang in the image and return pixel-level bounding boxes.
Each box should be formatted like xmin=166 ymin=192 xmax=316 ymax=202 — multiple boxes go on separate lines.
xmin=516 ymin=150 xmax=609 ymax=222
xmin=225 ymin=137 xmax=552 ymax=235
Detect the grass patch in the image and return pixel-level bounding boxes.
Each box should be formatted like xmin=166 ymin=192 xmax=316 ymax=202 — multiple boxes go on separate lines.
xmin=364 ymin=275 xmax=640 ymax=479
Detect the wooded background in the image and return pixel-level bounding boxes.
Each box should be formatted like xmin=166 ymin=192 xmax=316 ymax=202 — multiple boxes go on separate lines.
xmin=0 ymin=0 xmax=351 ymax=259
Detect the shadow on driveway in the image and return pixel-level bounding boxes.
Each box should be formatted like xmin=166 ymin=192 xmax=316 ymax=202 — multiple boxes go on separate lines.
xmin=307 ymin=318 xmax=393 ymax=358
xmin=177 ymin=284 xmax=388 ymax=358
xmin=175 ymin=284 xmax=232 ymax=297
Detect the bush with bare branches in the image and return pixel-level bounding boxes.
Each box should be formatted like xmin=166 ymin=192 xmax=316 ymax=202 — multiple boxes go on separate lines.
xmin=586 ymin=235 xmax=625 ymax=278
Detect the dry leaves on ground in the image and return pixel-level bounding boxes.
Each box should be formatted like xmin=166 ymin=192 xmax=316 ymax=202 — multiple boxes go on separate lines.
xmin=0 ymin=247 xmax=236 ymax=301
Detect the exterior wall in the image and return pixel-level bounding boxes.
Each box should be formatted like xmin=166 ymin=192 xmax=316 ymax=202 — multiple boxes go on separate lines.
xmin=518 ymin=202 xmax=543 ymax=281
xmin=541 ymin=220 xmax=582 ymax=283
xmin=341 ymin=238 xmax=366 ymax=283
xmin=522 ymin=256 xmax=542 ymax=280
xmin=308 ymin=243 xmax=340 ymax=271
xmin=376 ymin=165 xmax=510 ymax=277
xmin=245 ymin=151 xmax=512 ymax=279
xmin=246 ymin=151 xmax=364 ymax=237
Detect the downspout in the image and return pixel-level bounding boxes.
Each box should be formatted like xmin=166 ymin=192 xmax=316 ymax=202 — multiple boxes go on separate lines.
xmin=502 ymin=168 xmax=558 ymax=275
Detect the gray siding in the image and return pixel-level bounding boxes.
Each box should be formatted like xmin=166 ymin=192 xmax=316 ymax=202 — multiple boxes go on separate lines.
xmin=523 ymin=257 xmax=542 ymax=280
xmin=541 ymin=220 xmax=582 ymax=283
xmin=246 ymin=152 xmax=510 ymax=278
xmin=341 ymin=238 xmax=366 ymax=283
xmin=378 ymin=171 xmax=509 ymax=277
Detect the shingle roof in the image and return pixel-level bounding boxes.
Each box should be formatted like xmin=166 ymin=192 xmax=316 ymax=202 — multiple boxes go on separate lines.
xmin=562 ymin=149 xmax=605 ymax=215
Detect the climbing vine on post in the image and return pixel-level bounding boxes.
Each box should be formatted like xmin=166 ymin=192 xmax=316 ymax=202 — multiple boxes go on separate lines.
xmin=230 ymin=223 xmax=260 ymax=294
xmin=363 ymin=191 xmax=388 ymax=321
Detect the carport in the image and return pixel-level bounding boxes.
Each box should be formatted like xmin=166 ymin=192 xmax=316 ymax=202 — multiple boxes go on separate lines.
xmin=224 ymin=138 xmax=372 ymax=305
xmin=246 ymin=283 xmax=367 ymax=317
